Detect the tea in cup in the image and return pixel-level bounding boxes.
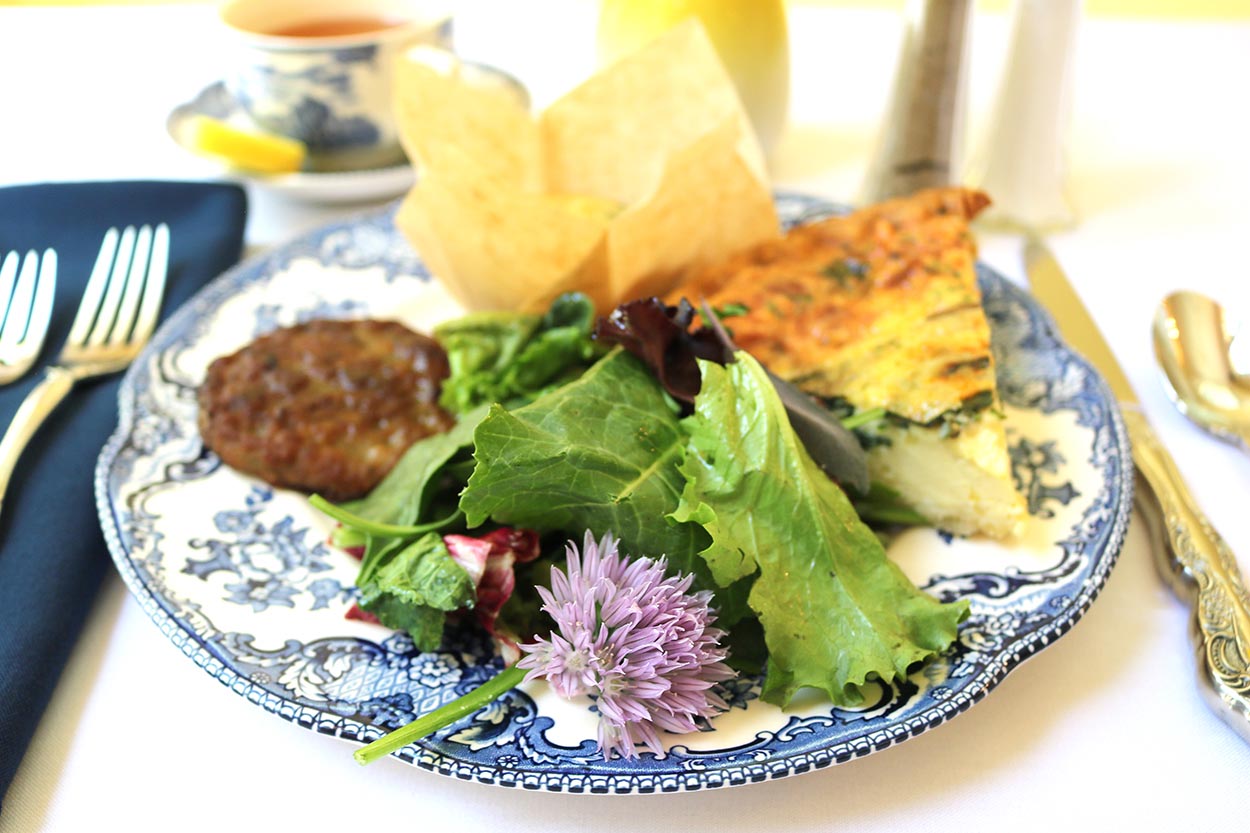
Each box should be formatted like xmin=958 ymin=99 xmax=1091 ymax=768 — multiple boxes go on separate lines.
xmin=218 ymin=0 xmax=453 ymax=171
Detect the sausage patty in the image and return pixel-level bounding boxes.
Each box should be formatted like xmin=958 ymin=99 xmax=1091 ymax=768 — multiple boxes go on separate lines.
xmin=197 ymin=318 xmax=455 ymax=501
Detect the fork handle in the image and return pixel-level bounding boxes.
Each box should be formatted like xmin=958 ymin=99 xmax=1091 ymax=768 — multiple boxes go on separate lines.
xmin=0 ymin=366 xmax=76 ymax=521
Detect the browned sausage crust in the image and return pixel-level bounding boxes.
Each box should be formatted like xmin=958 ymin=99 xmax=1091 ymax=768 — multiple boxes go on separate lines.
xmin=197 ymin=318 xmax=455 ymax=501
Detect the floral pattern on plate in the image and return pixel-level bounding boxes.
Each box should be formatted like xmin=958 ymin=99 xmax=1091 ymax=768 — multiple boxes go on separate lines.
xmin=96 ymin=194 xmax=1132 ymax=793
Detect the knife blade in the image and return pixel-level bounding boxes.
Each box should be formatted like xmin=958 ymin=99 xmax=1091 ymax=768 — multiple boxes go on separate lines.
xmin=1024 ymin=236 xmax=1250 ymax=744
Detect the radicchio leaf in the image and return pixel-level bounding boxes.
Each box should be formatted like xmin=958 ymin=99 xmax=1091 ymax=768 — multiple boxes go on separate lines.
xmin=344 ymin=527 xmax=541 ymax=656
xmin=444 ymin=527 xmax=541 ymax=651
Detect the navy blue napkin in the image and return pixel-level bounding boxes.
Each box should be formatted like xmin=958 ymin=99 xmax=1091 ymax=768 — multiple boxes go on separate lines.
xmin=0 ymin=181 xmax=247 ymax=804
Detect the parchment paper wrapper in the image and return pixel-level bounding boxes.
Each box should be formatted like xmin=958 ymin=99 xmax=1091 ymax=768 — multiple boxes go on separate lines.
xmin=393 ymin=21 xmax=780 ymax=312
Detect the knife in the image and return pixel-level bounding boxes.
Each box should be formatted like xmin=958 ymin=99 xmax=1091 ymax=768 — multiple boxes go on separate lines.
xmin=1024 ymin=236 xmax=1250 ymax=744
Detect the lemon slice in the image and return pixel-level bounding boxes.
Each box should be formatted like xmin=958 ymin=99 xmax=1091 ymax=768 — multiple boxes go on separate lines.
xmin=183 ymin=115 xmax=307 ymax=175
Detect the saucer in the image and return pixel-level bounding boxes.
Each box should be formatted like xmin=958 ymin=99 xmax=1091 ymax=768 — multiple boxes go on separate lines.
xmin=168 ymin=81 xmax=417 ymax=205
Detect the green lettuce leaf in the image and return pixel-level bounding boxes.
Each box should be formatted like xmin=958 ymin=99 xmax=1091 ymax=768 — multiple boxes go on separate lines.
xmin=356 ymin=531 xmax=477 ymax=651
xmin=670 ymin=353 xmax=968 ymax=707
xmin=435 ymin=292 xmax=599 ymax=414
xmin=459 ymin=348 xmax=750 ymax=625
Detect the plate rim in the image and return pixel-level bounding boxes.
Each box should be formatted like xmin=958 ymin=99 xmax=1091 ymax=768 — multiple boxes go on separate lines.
xmin=95 ymin=193 xmax=1134 ymax=793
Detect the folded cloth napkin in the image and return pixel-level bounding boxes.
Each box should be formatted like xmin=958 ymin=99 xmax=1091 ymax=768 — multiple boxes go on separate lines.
xmin=0 ymin=181 xmax=247 ymax=803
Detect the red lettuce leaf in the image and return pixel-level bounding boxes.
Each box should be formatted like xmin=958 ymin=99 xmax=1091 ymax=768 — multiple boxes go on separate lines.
xmin=591 ymin=297 xmax=730 ymax=406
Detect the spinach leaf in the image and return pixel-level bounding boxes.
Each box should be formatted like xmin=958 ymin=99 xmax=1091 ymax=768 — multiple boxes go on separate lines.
xmin=356 ymin=532 xmax=478 ymax=651
xmin=338 ymin=404 xmax=489 ymax=529
xmin=671 ymin=353 xmax=968 ymax=708
xmin=459 ymin=348 xmax=751 ymax=625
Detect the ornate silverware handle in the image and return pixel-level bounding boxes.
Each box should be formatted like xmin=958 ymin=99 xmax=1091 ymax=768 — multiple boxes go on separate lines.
xmin=1127 ymin=407 xmax=1250 ymax=742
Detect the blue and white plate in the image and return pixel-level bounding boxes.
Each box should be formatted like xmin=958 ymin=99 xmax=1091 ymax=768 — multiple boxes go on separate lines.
xmin=96 ymin=194 xmax=1132 ymax=794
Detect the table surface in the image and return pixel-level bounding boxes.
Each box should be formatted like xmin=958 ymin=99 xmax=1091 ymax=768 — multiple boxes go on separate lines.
xmin=2 ymin=2 xmax=1249 ymax=830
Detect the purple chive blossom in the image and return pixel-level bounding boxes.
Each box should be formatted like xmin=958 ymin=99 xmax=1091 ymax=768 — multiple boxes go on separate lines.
xmin=517 ymin=530 xmax=735 ymax=760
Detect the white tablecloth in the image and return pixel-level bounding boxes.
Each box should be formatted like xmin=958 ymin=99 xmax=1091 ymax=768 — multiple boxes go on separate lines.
xmin=2 ymin=3 xmax=1248 ymax=830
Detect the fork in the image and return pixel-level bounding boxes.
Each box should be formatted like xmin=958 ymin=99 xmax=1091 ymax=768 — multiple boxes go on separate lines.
xmin=0 ymin=224 xmax=170 ymax=521
xmin=0 ymin=248 xmax=57 ymax=385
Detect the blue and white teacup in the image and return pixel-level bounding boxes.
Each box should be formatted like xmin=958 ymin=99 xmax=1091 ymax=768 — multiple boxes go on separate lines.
xmin=219 ymin=0 xmax=453 ymax=171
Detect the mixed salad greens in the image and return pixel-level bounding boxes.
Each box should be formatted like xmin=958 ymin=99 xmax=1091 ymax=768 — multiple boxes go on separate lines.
xmin=314 ymin=292 xmax=968 ymax=757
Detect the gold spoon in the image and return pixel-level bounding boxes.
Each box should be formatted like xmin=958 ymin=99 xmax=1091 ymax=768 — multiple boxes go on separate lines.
xmin=1148 ymin=290 xmax=1250 ymax=742
xmin=1153 ymin=290 xmax=1250 ymax=450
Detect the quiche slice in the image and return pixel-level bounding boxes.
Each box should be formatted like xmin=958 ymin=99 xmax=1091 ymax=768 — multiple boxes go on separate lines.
xmin=671 ymin=186 xmax=1026 ymax=539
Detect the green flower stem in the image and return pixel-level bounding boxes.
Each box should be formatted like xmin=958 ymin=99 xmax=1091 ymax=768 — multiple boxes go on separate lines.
xmin=354 ymin=664 xmax=527 ymax=766
xmin=309 ymin=495 xmax=462 ymax=539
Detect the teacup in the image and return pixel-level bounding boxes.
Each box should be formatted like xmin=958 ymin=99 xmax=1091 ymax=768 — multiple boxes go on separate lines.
xmin=218 ymin=0 xmax=453 ymax=171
